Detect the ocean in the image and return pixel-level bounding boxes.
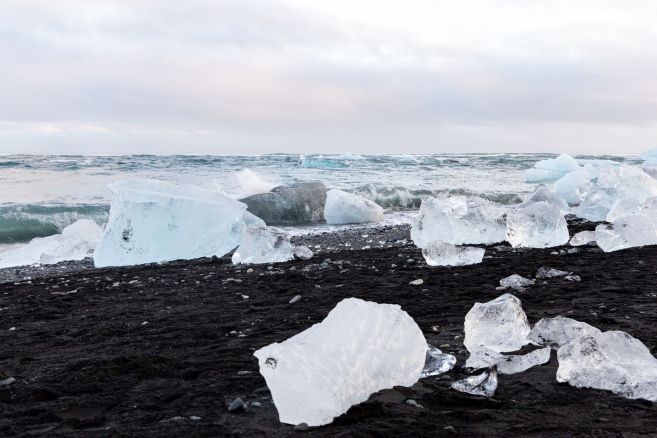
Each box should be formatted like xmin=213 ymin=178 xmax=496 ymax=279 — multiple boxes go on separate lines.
xmin=0 ymin=153 xmax=640 ymax=250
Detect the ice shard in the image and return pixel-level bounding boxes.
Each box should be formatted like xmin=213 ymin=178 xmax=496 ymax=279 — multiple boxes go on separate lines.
xmin=527 ymin=316 xmax=601 ymax=349
xmin=421 ymin=345 xmax=457 ymax=378
xmin=506 ymin=201 xmax=569 ymax=248
xmin=232 ymin=226 xmax=294 ymax=265
xmin=451 ymin=368 xmax=498 ymax=397
xmin=323 ymin=189 xmax=384 ymax=225
xmin=421 ymin=241 xmax=485 ymax=267
xmin=535 ymin=267 xmax=570 ymax=278
xmin=253 ymin=298 xmax=427 ymax=426
xmin=569 ymin=231 xmax=596 ymax=246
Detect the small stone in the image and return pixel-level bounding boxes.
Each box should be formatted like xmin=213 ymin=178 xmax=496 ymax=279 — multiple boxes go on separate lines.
xmin=444 ymin=425 xmax=457 ymax=433
xmin=405 ymin=399 xmax=423 ymax=408
xmin=289 ymin=295 xmax=302 ymax=304
xmin=0 ymin=377 xmax=16 ymax=386
xmin=227 ymin=398 xmax=248 ymax=412
xmin=409 ymin=279 xmax=424 ymax=286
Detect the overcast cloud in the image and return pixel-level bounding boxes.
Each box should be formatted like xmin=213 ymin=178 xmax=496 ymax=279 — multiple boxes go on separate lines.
xmin=1 ymin=0 xmax=656 ymax=155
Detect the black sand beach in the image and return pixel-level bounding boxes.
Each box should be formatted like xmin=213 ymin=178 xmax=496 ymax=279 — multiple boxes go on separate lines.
xmin=2 ymin=222 xmax=657 ymax=437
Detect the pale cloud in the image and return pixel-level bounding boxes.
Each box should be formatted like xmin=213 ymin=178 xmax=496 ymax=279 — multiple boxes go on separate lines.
xmin=1 ymin=0 xmax=656 ymax=154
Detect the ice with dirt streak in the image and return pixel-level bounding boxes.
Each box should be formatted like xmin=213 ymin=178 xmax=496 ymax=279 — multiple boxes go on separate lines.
xmin=93 ymin=179 xmax=247 ymax=267
xmin=421 ymin=241 xmax=484 ymax=266
xmin=506 ymin=201 xmax=569 ymax=248
xmin=421 ymin=345 xmax=457 ymax=378
xmin=232 ymin=225 xmax=294 ymax=265
xmin=411 ymin=196 xmax=506 ymax=247
xmin=527 ymin=316 xmax=601 ymax=349
xmin=595 ymin=215 xmax=657 ymax=252
xmin=324 ymin=189 xmax=384 ymax=225
xmin=0 ymin=219 xmax=102 ymax=268
xmin=557 ymin=330 xmax=657 ymax=401
xmin=525 ymin=153 xmax=581 ymax=183
xmin=253 ymin=298 xmax=427 ymax=426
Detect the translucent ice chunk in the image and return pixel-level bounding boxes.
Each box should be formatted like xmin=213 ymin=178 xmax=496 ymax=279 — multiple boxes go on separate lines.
xmin=324 ymin=189 xmax=384 ymax=225
xmin=557 ymin=330 xmax=657 ymax=401
xmin=525 ymin=153 xmax=581 ymax=183
xmin=466 ymin=346 xmax=551 ymax=374
xmin=0 ymin=219 xmax=102 ymax=268
xmin=421 ymin=345 xmax=457 ymax=378
xmin=93 ymin=179 xmax=247 ymax=267
xmin=464 ymin=293 xmax=530 ymax=354
xmin=411 ymin=196 xmax=506 ymax=247
xmin=569 ymin=231 xmax=596 ymax=246
xmin=595 ymin=215 xmax=657 ymax=252
xmin=606 ymin=198 xmax=644 ymax=223
xmin=527 ymin=316 xmax=601 ymax=349
xmin=253 ymin=298 xmax=427 ymax=426
xmin=451 ymin=368 xmax=498 ymax=397
xmin=292 ymin=245 xmax=314 ymax=260
xmin=421 ymin=241 xmax=485 ymax=267
xmin=554 ymin=169 xmax=593 ymax=205
xmin=240 ymin=182 xmax=328 ymax=225
xmin=506 ymin=201 xmax=569 ymax=248
xmin=535 ymin=267 xmax=570 ymax=278
xmin=499 ymin=274 xmax=535 ymax=291
xmin=232 ymin=226 xmax=294 ymax=265
xmin=518 ymin=185 xmax=570 ymax=213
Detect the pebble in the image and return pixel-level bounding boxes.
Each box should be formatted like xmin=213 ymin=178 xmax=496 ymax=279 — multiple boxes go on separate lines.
xmin=289 ymin=295 xmax=302 ymax=304
xmin=409 ymin=279 xmax=424 ymax=286
xmin=227 ymin=398 xmax=248 ymax=412
xmin=439 ymin=344 xmax=450 ymax=349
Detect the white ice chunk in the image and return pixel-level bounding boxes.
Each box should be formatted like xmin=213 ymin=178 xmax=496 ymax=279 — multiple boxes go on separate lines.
xmin=292 ymin=245 xmax=314 ymax=260
xmin=464 ymin=293 xmax=530 ymax=354
xmin=232 ymin=226 xmax=294 ymax=265
xmin=527 ymin=316 xmax=601 ymax=349
xmin=499 ymin=274 xmax=535 ymax=291
xmin=253 ymin=298 xmax=427 ymax=426
xmin=421 ymin=345 xmax=457 ymax=378
xmin=411 ymin=196 xmax=506 ymax=247
xmin=518 ymin=185 xmax=570 ymax=214
xmin=451 ymin=368 xmax=498 ymax=397
xmin=569 ymin=231 xmax=596 ymax=246
xmin=557 ymin=330 xmax=657 ymax=401
xmin=93 ymin=179 xmax=247 ymax=267
xmin=0 ymin=219 xmax=102 ymax=268
xmin=535 ymin=266 xmax=570 ymax=278
xmin=324 ymin=189 xmax=384 ymax=225
xmin=554 ymin=169 xmax=593 ymax=205
xmin=525 ymin=154 xmax=581 ymax=183
xmin=595 ymin=215 xmax=657 ymax=252
xmin=421 ymin=241 xmax=485 ymax=267
xmin=572 ymin=188 xmax=615 ymax=222
xmin=506 ymin=201 xmax=569 ymax=248
xmin=466 ymin=346 xmax=551 ymax=374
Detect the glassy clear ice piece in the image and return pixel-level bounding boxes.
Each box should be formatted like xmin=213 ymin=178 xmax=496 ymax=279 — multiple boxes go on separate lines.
xmin=451 ymin=368 xmax=498 ymax=397
xmin=506 ymin=201 xmax=569 ymax=249
xmin=421 ymin=241 xmax=485 ymax=267
xmin=421 ymin=345 xmax=457 ymax=378
xmin=527 ymin=316 xmax=601 ymax=349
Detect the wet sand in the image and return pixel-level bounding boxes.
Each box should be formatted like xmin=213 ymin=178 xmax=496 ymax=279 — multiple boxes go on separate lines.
xmin=2 ymin=222 xmax=657 ymax=436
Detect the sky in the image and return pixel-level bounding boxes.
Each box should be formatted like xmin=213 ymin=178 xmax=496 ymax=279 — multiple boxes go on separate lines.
xmin=1 ymin=0 xmax=657 ymax=155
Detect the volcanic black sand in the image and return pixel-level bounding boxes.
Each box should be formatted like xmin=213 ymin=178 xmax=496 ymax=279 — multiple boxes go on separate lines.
xmin=2 ymin=222 xmax=657 ymax=437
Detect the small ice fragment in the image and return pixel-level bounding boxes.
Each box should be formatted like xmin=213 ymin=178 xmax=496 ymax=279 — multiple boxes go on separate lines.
xmin=569 ymin=231 xmax=596 ymax=246
xmin=324 ymin=189 xmax=384 ymax=225
xmin=409 ymin=279 xmax=424 ymax=285
xmin=466 ymin=347 xmax=551 ymax=374
xmin=422 ymin=241 xmax=484 ymax=267
xmin=293 ymin=245 xmax=314 ymax=260
xmin=536 ymin=267 xmax=570 ymax=278
xmin=421 ymin=345 xmax=456 ymax=378
xmin=0 ymin=377 xmax=16 ymax=386
xmin=451 ymin=368 xmax=498 ymax=397
xmin=232 ymin=226 xmax=294 ymax=265
xmin=289 ymin=295 xmax=301 ymax=304
xmin=189 ymin=416 xmax=201 ymax=421
xmin=464 ymin=293 xmax=530 ymax=354
xmin=557 ymin=330 xmax=657 ymax=401
xmin=499 ymin=274 xmax=535 ymax=291
xmin=527 ymin=316 xmax=601 ymax=349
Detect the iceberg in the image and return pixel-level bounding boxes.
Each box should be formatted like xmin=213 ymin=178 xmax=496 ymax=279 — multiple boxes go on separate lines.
xmin=557 ymin=330 xmax=657 ymax=401
xmin=421 ymin=241 xmax=485 ymax=267
xmin=421 ymin=345 xmax=457 ymax=378
xmin=466 ymin=346 xmax=551 ymax=374
xmin=527 ymin=316 xmax=601 ymax=349
xmin=506 ymin=201 xmax=569 ymax=248
xmin=93 ymin=179 xmax=247 ymax=267
xmin=253 ymin=298 xmax=427 ymax=426
xmin=499 ymin=274 xmax=535 ymax=291
xmin=0 ymin=219 xmax=102 ymax=268
xmin=324 ymin=189 xmax=384 ymax=225
xmin=240 ymin=182 xmax=327 ymax=225
xmin=411 ymin=196 xmax=506 ymax=247
xmin=525 ymin=153 xmax=581 ymax=183
xmin=232 ymin=226 xmax=294 ymax=265
xmin=569 ymin=230 xmax=596 ymax=246
xmin=451 ymin=368 xmax=498 ymax=397
xmin=464 ymin=293 xmax=531 ymax=354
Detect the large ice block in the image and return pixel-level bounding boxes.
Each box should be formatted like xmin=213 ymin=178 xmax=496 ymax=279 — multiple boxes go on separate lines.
xmin=525 ymin=153 xmax=581 ymax=183
xmin=93 ymin=179 xmax=247 ymax=267
xmin=557 ymin=330 xmax=657 ymax=401
xmin=527 ymin=316 xmax=601 ymax=349
xmin=0 ymin=219 xmax=102 ymax=268
xmin=411 ymin=196 xmax=506 ymax=247
xmin=595 ymin=215 xmax=657 ymax=252
xmin=499 ymin=274 xmax=535 ymax=291
xmin=421 ymin=345 xmax=457 ymax=378
xmin=464 ymin=293 xmax=530 ymax=354
xmin=421 ymin=241 xmax=485 ymax=267
xmin=324 ymin=189 xmax=384 ymax=225
xmin=253 ymin=298 xmax=427 ymax=426
xmin=505 ymin=201 xmax=569 ymax=248
xmin=240 ymin=182 xmax=328 ymax=225
xmin=232 ymin=225 xmax=294 ymax=265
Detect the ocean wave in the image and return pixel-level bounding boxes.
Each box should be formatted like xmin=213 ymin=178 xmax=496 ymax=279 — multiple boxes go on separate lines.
xmin=0 ymin=204 xmax=109 ymax=243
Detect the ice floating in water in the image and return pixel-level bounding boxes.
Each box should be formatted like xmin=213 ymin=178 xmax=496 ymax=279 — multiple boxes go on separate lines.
xmin=324 ymin=189 xmax=384 ymax=225
xmin=411 ymin=196 xmax=506 ymax=247
xmin=298 ymin=154 xmax=350 ymax=169
xmin=464 ymin=293 xmax=530 ymax=354
xmin=292 ymin=245 xmax=314 ymax=260
xmin=240 ymin=182 xmax=328 ymax=225
xmin=569 ymin=231 xmax=596 ymax=246
xmin=595 ymin=215 xmax=657 ymax=252
xmin=499 ymin=274 xmax=535 ymax=291
xmin=232 ymin=226 xmax=294 ymax=265
xmin=421 ymin=345 xmax=457 ymax=378
xmin=557 ymin=330 xmax=657 ymax=401
xmin=93 ymin=179 xmax=247 ymax=267
xmin=506 ymin=201 xmax=569 ymax=248
xmin=525 ymin=153 xmax=581 ymax=183
xmin=451 ymin=368 xmax=498 ymax=397
xmin=253 ymin=298 xmax=427 ymax=426
xmin=527 ymin=316 xmax=601 ymax=349
xmin=0 ymin=219 xmax=102 ymax=268
xmin=466 ymin=346 xmax=551 ymax=375
xmin=421 ymin=241 xmax=485 ymax=267
xmin=535 ymin=266 xmax=570 ymax=278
